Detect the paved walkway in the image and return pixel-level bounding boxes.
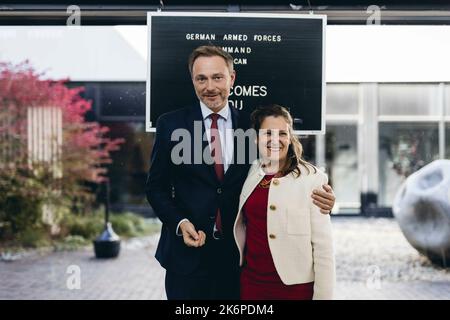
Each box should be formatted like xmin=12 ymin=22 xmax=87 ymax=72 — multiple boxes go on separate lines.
xmin=1 ymin=218 xmax=449 ymax=300
xmin=0 ymin=236 xmax=166 ymax=300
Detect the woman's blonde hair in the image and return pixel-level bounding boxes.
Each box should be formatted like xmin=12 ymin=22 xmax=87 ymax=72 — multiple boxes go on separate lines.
xmin=250 ymin=104 xmax=316 ymax=177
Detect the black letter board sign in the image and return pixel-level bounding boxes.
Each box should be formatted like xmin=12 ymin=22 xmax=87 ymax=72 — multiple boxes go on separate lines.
xmin=146 ymin=12 xmax=326 ymax=134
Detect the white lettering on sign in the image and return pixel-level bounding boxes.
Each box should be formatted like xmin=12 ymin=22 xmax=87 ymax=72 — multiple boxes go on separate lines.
xmin=223 ymin=34 xmax=248 ymax=41
xmin=253 ymin=34 xmax=282 ymax=42
xmin=231 ymin=85 xmax=268 ymax=97
xmin=233 ymin=58 xmax=247 ymax=65
xmin=186 ymin=33 xmax=216 ymax=41
xmin=222 ymin=47 xmax=252 ymax=54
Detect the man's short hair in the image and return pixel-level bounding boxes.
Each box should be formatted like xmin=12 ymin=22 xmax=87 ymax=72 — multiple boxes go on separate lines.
xmin=188 ymin=45 xmax=234 ymax=75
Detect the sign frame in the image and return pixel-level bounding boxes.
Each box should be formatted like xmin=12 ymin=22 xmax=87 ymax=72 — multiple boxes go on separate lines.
xmin=146 ymin=11 xmax=327 ymax=135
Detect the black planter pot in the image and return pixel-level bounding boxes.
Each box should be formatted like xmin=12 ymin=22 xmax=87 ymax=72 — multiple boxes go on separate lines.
xmin=93 ymin=222 xmax=121 ymax=259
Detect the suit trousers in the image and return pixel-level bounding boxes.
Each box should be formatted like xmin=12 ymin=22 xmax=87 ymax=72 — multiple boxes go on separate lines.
xmin=165 ymin=237 xmax=240 ymax=300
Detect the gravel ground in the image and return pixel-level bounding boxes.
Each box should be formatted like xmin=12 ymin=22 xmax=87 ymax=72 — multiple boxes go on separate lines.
xmin=332 ymin=217 xmax=450 ymax=283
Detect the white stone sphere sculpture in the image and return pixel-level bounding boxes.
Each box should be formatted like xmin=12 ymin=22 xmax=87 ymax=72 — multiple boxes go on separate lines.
xmin=393 ymin=159 xmax=450 ymax=267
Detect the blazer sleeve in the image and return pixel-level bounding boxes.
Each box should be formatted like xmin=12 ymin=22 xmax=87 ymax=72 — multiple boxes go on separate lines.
xmin=310 ymin=172 xmax=336 ymax=300
xmin=145 ymin=115 xmax=185 ymax=231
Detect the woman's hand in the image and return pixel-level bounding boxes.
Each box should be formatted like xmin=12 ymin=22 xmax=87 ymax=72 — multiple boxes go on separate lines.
xmin=311 ymin=184 xmax=335 ymax=214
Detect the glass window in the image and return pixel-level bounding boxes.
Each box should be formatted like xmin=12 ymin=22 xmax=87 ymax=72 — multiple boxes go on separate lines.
xmin=379 ymin=84 xmax=440 ymax=116
xmin=73 ymin=82 xmax=146 ymax=120
xmin=446 ymin=85 xmax=450 ymax=117
xmin=447 ymin=124 xmax=450 ymax=159
xmin=325 ymin=124 xmax=359 ymax=210
xmin=379 ymin=122 xmax=439 ymax=206
xmin=326 ymin=84 xmax=359 ymax=115
xmin=102 ymin=122 xmax=154 ymax=207
xmin=98 ymin=82 xmax=146 ymax=119
xmin=299 ymin=135 xmax=316 ymax=164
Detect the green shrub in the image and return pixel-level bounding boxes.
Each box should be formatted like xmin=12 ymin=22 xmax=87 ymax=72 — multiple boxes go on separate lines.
xmin=60 ymin=214 xmax=103 ymax=240
xmin=18 ymin=227 xmax=50 ymax=248
xmin=0 ymin=194 xmax=43 ymax=238
xmin=109 ymin=214 xmax=137 ymax=237
xmin=59 ymin=211 xmax=155 ymax=240
xmin=54 ymin=235 xmax=89 ymax=251
xmin=1 ymin=208 xmax=160 ymax=251
xmin=110 ymin=213 xmax=161 ymax=237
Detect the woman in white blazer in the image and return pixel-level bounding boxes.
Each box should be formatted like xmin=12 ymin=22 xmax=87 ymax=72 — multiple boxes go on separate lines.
xmin=233 ymin=104 xmax=335 ymax=300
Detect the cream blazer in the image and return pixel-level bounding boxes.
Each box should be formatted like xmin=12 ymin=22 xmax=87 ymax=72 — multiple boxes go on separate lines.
xmin=233 ymin=160 xmax=335 ymax=300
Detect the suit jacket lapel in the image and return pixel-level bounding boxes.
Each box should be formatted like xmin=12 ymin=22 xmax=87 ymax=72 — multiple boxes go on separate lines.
xmin=185 ymin=103 xmax=218 ymax=184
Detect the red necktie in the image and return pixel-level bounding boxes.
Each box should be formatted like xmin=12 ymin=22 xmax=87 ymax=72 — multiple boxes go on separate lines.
xmin=210 ymin=113 xmax=224 ymax=234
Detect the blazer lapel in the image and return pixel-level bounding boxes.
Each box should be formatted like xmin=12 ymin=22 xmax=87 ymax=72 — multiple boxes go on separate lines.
xmin=237 ymin=161 xmax=264 ymax=212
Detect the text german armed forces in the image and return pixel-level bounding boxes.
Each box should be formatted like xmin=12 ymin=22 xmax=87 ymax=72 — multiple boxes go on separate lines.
xmin=185 ymin=33 xmax=282 ymax=42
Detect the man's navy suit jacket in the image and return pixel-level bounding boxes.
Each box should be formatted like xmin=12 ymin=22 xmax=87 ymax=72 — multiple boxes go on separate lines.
xmin=146 ymin=103 xmax=253 ymax=276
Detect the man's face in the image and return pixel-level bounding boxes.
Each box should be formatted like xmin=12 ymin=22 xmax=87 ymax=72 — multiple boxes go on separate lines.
xmin=191 ymin=55 xmax=236 ymax=112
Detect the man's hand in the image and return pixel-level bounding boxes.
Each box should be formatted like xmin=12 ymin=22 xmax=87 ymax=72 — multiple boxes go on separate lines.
xmin=311 ymin=184 xmax=335 ymax=214
xmin=179 ymin=221 xmax=206 ymax=247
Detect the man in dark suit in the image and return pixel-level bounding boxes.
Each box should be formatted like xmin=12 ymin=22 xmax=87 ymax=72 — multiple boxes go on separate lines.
xmin=146 ymin=45 xmax=335 ymax=300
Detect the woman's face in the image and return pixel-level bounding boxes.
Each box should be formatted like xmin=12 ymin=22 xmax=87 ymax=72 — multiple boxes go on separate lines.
xmin=257 ymin=116 xmax=291 ymax=165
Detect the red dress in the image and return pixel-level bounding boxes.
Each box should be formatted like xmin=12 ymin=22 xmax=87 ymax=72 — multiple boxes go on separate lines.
xmin=240 ymin=174 xmax=314 ymax=300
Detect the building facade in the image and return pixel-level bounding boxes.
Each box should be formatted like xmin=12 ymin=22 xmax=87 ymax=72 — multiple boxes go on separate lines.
xmin=1 ymin=24 xmax=449 ymax=216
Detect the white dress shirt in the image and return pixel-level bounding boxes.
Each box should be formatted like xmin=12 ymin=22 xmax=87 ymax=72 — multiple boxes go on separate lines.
xmin=199 ymin=101 xmax=234 ymax=173
xmin=176 ymin=101 xmax=235 ymax=235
